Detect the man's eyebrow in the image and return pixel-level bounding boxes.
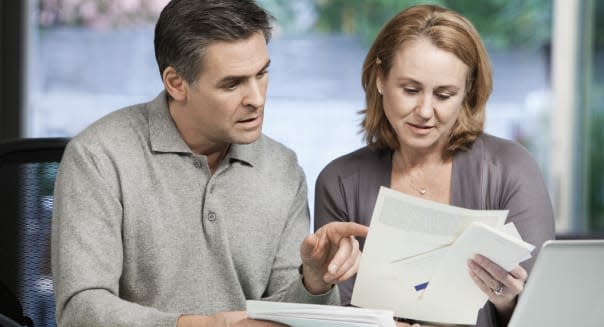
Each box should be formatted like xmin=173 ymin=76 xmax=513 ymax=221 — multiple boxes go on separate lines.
xmin=217 ymin=59 xmax=271 ymax=86
xmin=259 ymin=59 xmax=271 ymax=73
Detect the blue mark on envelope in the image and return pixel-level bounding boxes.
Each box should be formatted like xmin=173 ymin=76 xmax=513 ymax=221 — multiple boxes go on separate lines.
xmin=414 ymin=282 xmax=429 ymax=292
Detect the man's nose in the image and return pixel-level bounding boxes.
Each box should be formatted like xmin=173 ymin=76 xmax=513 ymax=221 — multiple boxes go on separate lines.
xmin=243 ymin=79 xmax=265 ymax=109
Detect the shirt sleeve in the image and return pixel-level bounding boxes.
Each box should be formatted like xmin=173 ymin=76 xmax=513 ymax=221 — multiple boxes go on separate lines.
xmin=478 ymin=142 xmax=556 ymax=327
xmin=262 ymin=163 xmax=340 ymax=305
xmin=314 ymin=162 xmax=350 ymax=226
xmin=313 ymin=162 xmax=355 ymax=305
xmin=51 ymin=140 xmax=179 ymax=327
xmin=498 ymin=144 xmax=556 ymax=273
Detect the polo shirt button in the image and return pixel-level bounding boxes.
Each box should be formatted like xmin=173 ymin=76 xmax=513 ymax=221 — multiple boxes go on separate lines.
xmin=193 ymin=159 xmax=202 ymax=168
xmin=208 ymin=211 xmax=217 ymax=221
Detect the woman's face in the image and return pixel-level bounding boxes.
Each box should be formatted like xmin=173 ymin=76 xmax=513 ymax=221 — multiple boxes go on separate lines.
xmin=377 ymin=38 xmax=469 ymax=154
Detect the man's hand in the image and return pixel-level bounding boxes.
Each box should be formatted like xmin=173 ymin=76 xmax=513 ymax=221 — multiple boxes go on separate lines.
xmin=177 ymin=311 xmax=285 ymax=327
xmin=299 ymin=222 xmax=369 ymax=294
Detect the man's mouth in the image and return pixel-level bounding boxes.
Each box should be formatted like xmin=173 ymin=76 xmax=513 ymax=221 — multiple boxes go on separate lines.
xmin=238 ymin=116 xmax=259 ymax=123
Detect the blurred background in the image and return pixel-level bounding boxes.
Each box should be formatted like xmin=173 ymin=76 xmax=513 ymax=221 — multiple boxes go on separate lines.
xmin=1 ymin=0 xmax=603 ymax=234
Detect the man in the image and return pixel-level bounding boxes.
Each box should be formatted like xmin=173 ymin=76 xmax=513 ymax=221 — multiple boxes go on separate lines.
xmin=51 ymin=0 xmax=367 ymax=326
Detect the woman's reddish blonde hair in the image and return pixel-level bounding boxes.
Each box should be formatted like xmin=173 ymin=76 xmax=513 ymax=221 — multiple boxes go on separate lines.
xmin=361 ymin=4 xmax=492 ymax=157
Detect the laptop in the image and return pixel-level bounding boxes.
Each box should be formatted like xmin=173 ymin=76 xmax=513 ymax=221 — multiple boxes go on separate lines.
xmin=508 ymin=240 xmax=604 ymax=327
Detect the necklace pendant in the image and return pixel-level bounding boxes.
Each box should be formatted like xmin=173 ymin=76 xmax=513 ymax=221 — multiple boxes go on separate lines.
xmin=419 ymin=188 xmax=427 ymax=195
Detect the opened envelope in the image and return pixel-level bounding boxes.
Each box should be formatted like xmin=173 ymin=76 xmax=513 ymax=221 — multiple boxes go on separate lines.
xmin=351 ymin=187 xmax=523 ymax=325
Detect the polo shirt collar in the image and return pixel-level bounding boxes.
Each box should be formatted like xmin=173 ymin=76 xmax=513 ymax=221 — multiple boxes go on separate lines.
xmin=227 ymin=142 xmax=258 ymax=167
xmin=148 ymin=92 xmax=192 ymax=154
xmin=148 ymin=91 xmax=258 ymax=167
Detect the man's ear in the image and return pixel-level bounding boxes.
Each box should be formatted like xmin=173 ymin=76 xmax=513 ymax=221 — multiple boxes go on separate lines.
xmin=163 ymin=66 xmax=188 ymax=101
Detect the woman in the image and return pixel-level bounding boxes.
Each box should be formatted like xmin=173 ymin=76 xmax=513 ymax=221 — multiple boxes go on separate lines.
xmin=314 ymin=4 xmax=555 ymax=327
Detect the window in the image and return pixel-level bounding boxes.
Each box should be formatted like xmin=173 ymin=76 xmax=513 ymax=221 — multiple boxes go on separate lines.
xmin=27 ymin=0 xmax=553 ymax=222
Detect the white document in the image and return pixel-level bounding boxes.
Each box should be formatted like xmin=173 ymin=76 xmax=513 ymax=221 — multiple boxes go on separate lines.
xmin=351 ymin=187 xmax=532 ymax=325
xmin=246 ymin=300 xmax=396 ymax=327
xmin=419 ymin=222 xmax=535 ymax=323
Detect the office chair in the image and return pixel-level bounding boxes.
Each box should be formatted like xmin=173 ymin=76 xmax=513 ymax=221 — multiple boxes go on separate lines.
xmin=0 ymin=138 xmax=69 ymax=327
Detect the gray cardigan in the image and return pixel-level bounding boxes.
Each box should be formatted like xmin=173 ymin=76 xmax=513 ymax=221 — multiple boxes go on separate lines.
xmin=52 ymin=92 xmax=338 ymax=327
xmin=314 ymin=133 xmax=555 ymax=327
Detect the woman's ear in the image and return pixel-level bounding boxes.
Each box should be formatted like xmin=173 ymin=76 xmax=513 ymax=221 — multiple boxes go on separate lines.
xmin=162 ymin=66 xmax=188 ymax=102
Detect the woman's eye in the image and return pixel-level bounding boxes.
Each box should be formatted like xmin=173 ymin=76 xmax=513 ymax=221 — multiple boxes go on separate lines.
xmin=436 ymin=93 xmax=452 ymax=100
xmin=404 ymin=88 xmax=419 ymax=94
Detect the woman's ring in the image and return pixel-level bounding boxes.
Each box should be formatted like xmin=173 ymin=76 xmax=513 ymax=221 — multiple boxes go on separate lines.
xmin=493 ymin=283 xmax=505 ymax=296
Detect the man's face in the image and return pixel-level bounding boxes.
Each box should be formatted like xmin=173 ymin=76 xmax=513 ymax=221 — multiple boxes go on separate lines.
xmin=180 ymin=32 xmax=270 ymax=148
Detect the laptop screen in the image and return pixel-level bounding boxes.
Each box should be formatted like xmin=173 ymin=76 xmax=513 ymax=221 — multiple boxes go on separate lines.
xmin=508 ymin=240 xmax=604 ymax=327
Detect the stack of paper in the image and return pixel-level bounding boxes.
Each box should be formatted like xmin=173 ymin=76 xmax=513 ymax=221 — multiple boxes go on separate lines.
xmin=246 ymin=300 xmax=396 ymax=327
xmin=351 ymin=187 xmax=535 ymax=325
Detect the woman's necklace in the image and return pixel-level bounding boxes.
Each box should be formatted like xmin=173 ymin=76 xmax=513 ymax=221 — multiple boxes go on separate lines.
xmin=406 ymin=169 xmax=427 ymax=196
xmin=408 ymin=180 xmax=427 ymax=195
xmin=393 ymin=151 xmax=432 ymax=196
xmin=392 ymin=150 xmax=453 ymax=202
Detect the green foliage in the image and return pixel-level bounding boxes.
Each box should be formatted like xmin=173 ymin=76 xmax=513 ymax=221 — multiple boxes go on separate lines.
xmin=588 ymin=78 xmax=604 ymax=231
xmin=588 ymin=2 xmax=604 ymax=231
xmin=595 ymin=1 xmax=604 ymax=50
xmin=312 ymin=0 xmax=552 ymax=49
xmin=258 ymin=0 xmax=302 ymax=31
xmin=313 ymin=0 xmax=443 ymax=46
xmin=447 ymin=0 xmax=551 ymax=49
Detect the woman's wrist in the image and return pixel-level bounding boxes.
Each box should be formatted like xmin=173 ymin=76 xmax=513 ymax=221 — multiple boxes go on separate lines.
xmin=493 ymin=297 xmax=517 ymax=324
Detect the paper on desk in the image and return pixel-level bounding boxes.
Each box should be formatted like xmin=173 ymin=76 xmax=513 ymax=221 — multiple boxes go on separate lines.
xmin=351 ymin=187 xmax=512 ymax=325
xmin=246 ymin=300 xmax=396 ymax=327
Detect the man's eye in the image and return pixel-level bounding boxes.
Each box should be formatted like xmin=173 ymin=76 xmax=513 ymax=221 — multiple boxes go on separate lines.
xmin=257 ymin=70 xmax=269 ymax=78
xmin=224 ymin=83 xmax=239 ymax=90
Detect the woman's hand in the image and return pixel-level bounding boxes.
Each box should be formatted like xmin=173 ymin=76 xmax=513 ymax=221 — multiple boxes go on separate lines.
xmin=468 ymin=254 xmax=528 ymax=320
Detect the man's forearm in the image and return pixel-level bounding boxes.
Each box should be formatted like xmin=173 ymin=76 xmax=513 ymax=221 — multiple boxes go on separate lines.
xmin=177 ymin=311 xmax=249 ymax=327
xmin=177 ymin=314 xmax=213 ymax=327
xmin=57 ymin=289 xmax=179 ymax=327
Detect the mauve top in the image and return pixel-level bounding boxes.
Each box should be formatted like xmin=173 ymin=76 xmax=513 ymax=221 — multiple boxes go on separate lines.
xmin=314 ymin=133 xmax=555 ymax=327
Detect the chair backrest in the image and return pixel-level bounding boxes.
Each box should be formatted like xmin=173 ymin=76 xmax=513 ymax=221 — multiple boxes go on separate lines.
xmin=0 ymin=138 xmax=69 ymax=327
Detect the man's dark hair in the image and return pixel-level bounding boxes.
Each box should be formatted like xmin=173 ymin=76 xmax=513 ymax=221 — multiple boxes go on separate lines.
xmin=154 ymin=0 xmax=273 ymax=85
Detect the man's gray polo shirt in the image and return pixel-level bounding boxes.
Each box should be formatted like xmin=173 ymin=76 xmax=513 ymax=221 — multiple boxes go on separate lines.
xmin=52 ymin=92 xmax=338 ymax=327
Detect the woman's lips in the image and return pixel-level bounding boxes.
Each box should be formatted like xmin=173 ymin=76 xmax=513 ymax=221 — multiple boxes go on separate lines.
xmin=407 ymin=122 xmax=433 ymax=134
